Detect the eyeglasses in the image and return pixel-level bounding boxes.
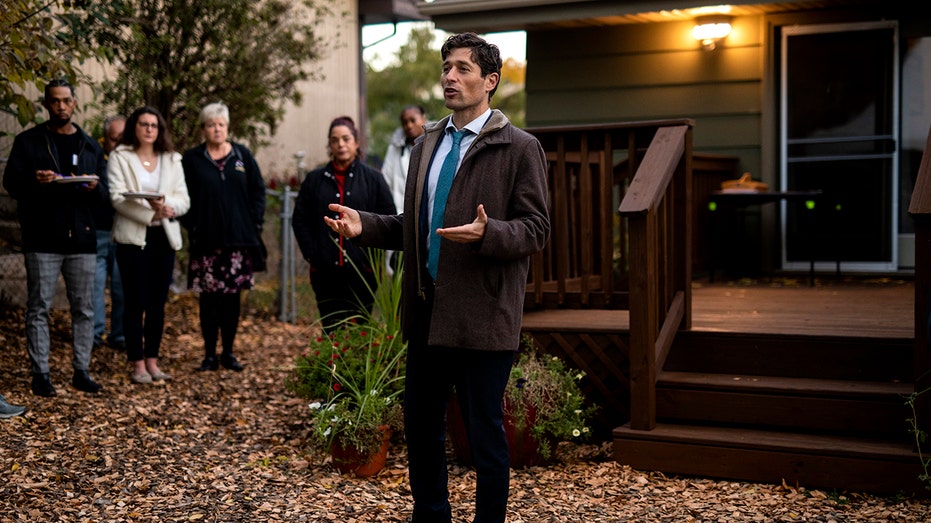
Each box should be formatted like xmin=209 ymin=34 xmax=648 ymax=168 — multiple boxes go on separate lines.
xmin=137 ymin=122 xmax=159 ymax=130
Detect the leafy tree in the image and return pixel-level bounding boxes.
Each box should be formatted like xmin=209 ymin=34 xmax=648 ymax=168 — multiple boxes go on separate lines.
xmin=1 ymin=0 xmax=110 ymax=129
xmin=496 ymin=57 xmax=526 ymax=128
xmin=365 ymin=26 xmax=446 ymax=164
xmin=86 ymin=0 xmax=336 ymax=152
xmin=364 ymin=26 xmax=526 ymax=165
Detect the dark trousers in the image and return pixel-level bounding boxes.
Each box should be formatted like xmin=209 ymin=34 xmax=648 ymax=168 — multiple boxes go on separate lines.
xmin=199 ymin=292 xmax=242 ymax=357
xmin=404 ymin=326 xmax=514 ymax=523
xmin=115 ymin=227 xmax=175 ymax=362
xmin=309 ymin=265 xmax=377 ymax=332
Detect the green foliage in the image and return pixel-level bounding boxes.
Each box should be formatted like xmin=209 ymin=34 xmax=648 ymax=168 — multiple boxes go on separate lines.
xmin=359 ymin=249 xmax=403 ymax=336
xmin=287 ymin=249 xmax=406 ymax=462
xmin=245 ymin=277 xmax=316 ymax=322
xmin=505 ymin=335 xmax=598 ymax=460
xmin=291 ymin=320 xmax=406 ymax=460
xmin=905 ymin=387 xmax=931 ymax=490
xmin=365 ymin=26 xmax=446 ymax=163
xmin=364 ymin=25 xmax=526 ymax=164
xmin=0 ymin=1 xmax=111 ymax=129
xmin=83 ymin=0 xmax=337 ymax=152
xmin=824 ymin=491 xmax=849 ymax=505
xmin=495 ymin=58 xmax=526 ymax=128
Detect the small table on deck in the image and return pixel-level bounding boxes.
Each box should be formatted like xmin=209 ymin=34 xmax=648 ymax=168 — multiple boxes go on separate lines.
xmin=707 ymin=190 xmax=823 ymax=286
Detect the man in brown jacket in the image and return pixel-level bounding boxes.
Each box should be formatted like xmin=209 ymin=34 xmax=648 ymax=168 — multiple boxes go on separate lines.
xmin=325 ymin=32 xmax=550 ymax=523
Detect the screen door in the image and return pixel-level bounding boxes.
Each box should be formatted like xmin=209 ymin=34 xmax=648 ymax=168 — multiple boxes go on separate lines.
xmin=780 ymin=21 xmax=899 ymax=272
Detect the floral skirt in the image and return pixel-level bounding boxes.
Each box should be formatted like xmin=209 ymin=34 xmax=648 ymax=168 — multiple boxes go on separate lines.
xmin=188 ymin=248 xmax=255 ymax=294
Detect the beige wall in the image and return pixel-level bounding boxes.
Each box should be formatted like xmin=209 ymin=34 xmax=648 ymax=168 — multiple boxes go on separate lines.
xmin=0 ymin=0 xmax=360 ymax=182
xmin=257 ymin=1 xmax=360 ymax=179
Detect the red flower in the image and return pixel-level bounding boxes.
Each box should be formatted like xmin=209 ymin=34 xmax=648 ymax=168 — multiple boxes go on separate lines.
xmin=316 ymin=337 xmax=323 ymax=343
xmin=387 ymin=335 xmax=394 ymax=340
xmin=360 ymin=331 xmax=367 ymax=337
xmin=333 ymin=383 xmax=341 ymax=392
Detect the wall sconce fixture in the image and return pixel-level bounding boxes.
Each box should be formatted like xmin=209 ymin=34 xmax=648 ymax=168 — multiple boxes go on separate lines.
xmin=693 ymin=15 xmax=733 ymax=50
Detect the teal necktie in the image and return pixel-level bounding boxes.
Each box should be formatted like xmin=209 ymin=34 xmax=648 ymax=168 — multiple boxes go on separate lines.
xmin=428 ymin=129 xmax=467 ymax=280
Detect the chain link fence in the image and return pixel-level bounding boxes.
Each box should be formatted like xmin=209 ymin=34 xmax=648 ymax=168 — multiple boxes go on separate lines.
xmin=259 ymin=186 xmax=316 ymax=324
xmin=0 ymin=158 xmax=318 ymax=324
xmin=0 ymin=158 xmax=30 ymax=308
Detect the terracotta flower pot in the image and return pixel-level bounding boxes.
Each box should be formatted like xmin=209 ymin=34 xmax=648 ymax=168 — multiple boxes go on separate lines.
xmin=330 ymin=425 xmax=392 ymax=477
xmin=447 ymin=397 xmax=554 ymax=469
xmin=503 ymin=402 xmax=554 ymax=468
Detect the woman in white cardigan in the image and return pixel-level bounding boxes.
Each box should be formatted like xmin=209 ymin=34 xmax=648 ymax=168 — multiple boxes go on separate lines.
xmin=108 ymin=106 xmax=190 ymax=385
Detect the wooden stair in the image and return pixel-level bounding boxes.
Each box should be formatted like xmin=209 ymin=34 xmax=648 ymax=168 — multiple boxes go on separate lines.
xmin=656 ymin=372 xmax=913 ymax=435
xmin=612 ymin=330 xmax=926 ymax=494
xmin=613 ymin=423 xmax=922 ymax=494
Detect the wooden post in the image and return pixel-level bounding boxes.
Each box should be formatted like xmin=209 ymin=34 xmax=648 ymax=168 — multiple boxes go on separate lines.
xmin=627 ymin=210 xmax=658 ymax=430
xmin=908 ymin=124 xmax=931 ymax=437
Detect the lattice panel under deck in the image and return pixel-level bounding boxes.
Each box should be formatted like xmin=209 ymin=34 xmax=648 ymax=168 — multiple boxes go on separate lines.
xmin=525 ymin=329 xmax=631 ymax=437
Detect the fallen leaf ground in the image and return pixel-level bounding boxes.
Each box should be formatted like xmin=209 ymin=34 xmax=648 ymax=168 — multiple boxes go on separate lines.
xmin=1 ymin=293 xmax=930 ymax=522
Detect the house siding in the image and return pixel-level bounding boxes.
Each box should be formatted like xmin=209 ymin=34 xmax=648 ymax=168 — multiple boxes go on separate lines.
xmin=525 ymin=17 xmax=765 ymax=177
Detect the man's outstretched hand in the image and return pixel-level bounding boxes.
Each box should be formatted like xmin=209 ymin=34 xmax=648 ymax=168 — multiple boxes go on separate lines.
xmin=437 ymin=204 xmax=487 ymax=244
xmin=324 ymin=203 xmax=362 ymax=238
xmin=325 ymin=203 xmax=487 ymax=243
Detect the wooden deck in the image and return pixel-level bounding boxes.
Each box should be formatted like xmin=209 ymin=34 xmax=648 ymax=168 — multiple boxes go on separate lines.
xmin=517 ymin=120 xmax=931 ymax=494
xmin=523 ymin=277 xmax=914 ymax=339
xmin=521 ymin=276 xmax=922 ymax=494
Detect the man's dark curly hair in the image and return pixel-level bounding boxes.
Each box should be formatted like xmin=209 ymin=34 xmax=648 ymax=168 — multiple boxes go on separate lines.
xmin=440 ymin=32 xmax=502 ymax=101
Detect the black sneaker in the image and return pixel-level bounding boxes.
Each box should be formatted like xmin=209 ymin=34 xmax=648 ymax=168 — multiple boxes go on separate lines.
xmin=72 ymin=369 xmax=103 ymax=394
xmin=31 ymin=373 xmax=57 ymax=397
xmin=220 ymin=353 xmax=244 ymax=372
xmin=0 ymin=394 xmax=26 ymax=418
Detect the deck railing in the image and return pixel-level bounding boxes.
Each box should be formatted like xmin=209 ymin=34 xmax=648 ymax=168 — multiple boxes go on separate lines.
xmin=526 ymin=119 xmax=694 ymax=431
xmin=619 ymin=124 xmax=693 ymax=430
xmin=525 ymin=119 xmax=694 ymax=311
xmin=907 ymin=123 xmax=931 ymax=434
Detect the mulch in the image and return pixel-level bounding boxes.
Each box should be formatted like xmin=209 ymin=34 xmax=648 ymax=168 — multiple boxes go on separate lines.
xmin=1 ymin=292 xmax=930 ymax=522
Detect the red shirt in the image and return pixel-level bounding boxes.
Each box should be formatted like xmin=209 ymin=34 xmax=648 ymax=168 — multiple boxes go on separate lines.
xmin=333 ymin=164 xmax=348 ymax=264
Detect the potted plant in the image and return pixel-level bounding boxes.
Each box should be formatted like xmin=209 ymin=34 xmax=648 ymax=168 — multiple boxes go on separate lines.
xmin=448 ymin=334 xmax=598 ymax=468
xmin=287 ymin=250 xmax=406 ymax=476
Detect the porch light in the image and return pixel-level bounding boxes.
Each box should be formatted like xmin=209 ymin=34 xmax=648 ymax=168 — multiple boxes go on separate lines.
xmin=693 ymin=15 xmax=733 ymax=50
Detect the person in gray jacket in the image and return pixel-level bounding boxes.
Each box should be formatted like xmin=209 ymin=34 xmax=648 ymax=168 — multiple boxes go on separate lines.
xmin=324 ymin=32 xmax=550 ymax=523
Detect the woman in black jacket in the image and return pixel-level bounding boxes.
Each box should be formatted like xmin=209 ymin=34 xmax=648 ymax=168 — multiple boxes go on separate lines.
xmin=181 ymin=102 xmax=266 ymax=372
xmin=291 ymin=116 xmax=396 ymax=332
